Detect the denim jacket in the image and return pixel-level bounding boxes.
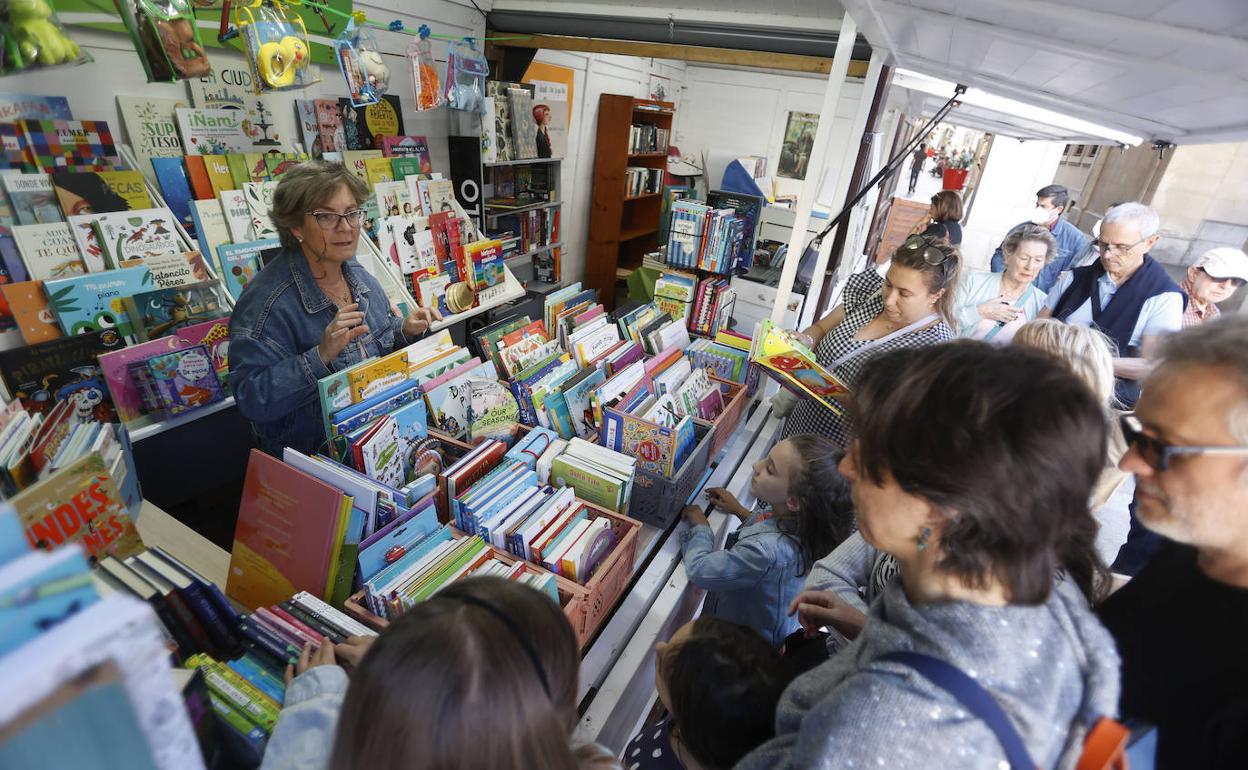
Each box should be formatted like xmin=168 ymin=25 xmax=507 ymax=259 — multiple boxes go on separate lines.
xmin=680 ymin=512 xmax=804 ymax=646
xmin=989 ymin=217 xmax=1091 ymax=293
xmin=228 ymin=248 xmax=417 ymax=456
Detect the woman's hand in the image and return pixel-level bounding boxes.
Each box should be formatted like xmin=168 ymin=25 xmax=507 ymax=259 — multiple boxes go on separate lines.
xmin=976 ymin=297 xmax=1022 ymax=324
xmin=787 ymin=589 xmax=868 ymax=640
xmin=682 ymin=504 xmax=710 ymax=528
xmin=402 ymin=305 xmax=443 ymax=337
xmin=318 ymin=303 xmax=369 ymax=365
xmin=705 ymin=487 xmax=750 ymax=520
xmin=333 ymin=635 xmax=376 ymax=670
xmin=285 ymin=640 xmax=336 ymax=687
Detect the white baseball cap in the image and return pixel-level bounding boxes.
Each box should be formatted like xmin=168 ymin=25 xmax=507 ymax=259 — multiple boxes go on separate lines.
xmin=1193 ymin=247 xmax=1248 ymax=282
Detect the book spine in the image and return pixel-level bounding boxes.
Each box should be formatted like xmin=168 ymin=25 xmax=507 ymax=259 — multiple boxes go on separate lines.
xmin=163 ymin=587 xmax=217 ymax=657
xmin=269 ymin=605 xmax=326 ymax=644
xmin=148 ymin=596 xmax=196 ymax=661
xmin=227 ymin=656 xmax=286 ymax=704
xmin=279 ymin=601 xmax=347 ymax=644
xmin=255 ymin=606 xmax=316 ymax=647
xmin=292 ymin=591 xmax=376 ymax=638
xmin=187 ymin=655 xmax=280 ymax=731
xmin=205 ymin=691 xmax=269 ymax=745
xmin=237 ymin=617 xmax=299 ymax=665
xmin=179 ymin=582 xmax=241 ymax=657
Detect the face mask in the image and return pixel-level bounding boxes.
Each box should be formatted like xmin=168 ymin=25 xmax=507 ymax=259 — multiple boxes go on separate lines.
xmin=1092 ymin=218 xmax=1103 ymax=238
xmin=1029 ymin=206 xmax=1054 ymax=225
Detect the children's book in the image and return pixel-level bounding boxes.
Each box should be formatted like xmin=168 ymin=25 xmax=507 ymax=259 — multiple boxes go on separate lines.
xmin=216 ymin=238 xmax=280 ymax=300
xmin=175 ymin=108 xmax=252 ymax=155
xmin=364 ymin=157 xmax=394 ymax=186
xmin=0 ymin=123 xmax=30 ymax=171
xmin=346 ymin=350 xmax=409 ymax=404
xmin=313 ymin=99 xmax=345 ymax=155
xmin=242 ymin=181 xmax=278 ymax=240
xmin=18 ymin=119 xmax=120 ymax=171
xmin=0 ymin=93 xmax=72 ymax=123
xmin=91 ymin=207 xmax=186 ymax=267
xmin=1 ymin=280 xmax=60 ymax=344
xmin=0 ymin=328 xmax=124 ymax=420
xmin=189 ymin=199 xmax=229 ymax=271
xmin=44 ymin=263 xmax=202 ymax=337
xmin=341 ymin=150 xmax=383 ymax=183
xmin=144 ymin=344 xmax=227 ymax=416
xmin=202 ymin=155 xmax=235 ymax=197
xmin=11 ymin=451 xmax=142 ymax=561
xmin=219 ymin=189 xmax=253 ymax=242
xmin=379 ymin=135 xmax=432 ymax=173
xmin=12 ymin=222 xmax=85 ymax=280
xmin=149 ymin=158 xmax=198 ymax=241
xmin=750 ymin=319 xmax=849 ymax=415
xmin=294 ymin=99 xmax=321 ymax=156
xmin=2 ymin=172 xmax=62 ymax=224
xmin=50 ymin=169 xmax=151 ymax=218
xmin=339 ymin=95 xmax=403 ymax=151
xmin=116 ymin=96 xmax=188 ymax=187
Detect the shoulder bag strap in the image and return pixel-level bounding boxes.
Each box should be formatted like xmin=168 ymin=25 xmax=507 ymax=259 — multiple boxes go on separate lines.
xmin=828 ymin=313 xmax=940 ymax=370
xmin=983 ymin=285 xmax=1038 ymax=342
xmin=879 ymin=651 xmax=1037 ymax=770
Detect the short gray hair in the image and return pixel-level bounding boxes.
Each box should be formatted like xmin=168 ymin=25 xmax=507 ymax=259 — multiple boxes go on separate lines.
xmin=1002 ymin=223 xmax=1058 ymax=265
xmin=270 ymin=160 xmax=370 ymax=249
xmin=1153 ymin=315 xmax=1248 ymax=443
xmin=1101 ymin=201 xmax=1160 ymax=239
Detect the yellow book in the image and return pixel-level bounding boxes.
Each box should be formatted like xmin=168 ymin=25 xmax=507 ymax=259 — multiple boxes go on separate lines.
xmin=364 ymin=157 xmax=395 ymax=186
xmin=244 ymin=152 xmax=269 ymax=182
xmin=323 ymin=493 xmax=355 ymax=606
xmin=342 ymin=150 xmax=383 ymax=183
xmin=203 ymin=155 xmax=236 ymax=197
xmin=346 ymin=349 xmax=410 ymax=403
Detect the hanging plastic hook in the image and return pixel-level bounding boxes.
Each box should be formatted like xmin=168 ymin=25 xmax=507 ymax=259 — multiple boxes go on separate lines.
xmin=418 ymin=23 xmax=431 ymax=39
xmin=389 ymin=19 xmax=403 ymax=31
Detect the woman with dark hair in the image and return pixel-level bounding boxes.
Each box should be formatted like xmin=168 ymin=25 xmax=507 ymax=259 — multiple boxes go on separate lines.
xmin=260 ymin=576 xmax=619 ymax=770
xmin=918 ymin=190 xmax=963 ymax=246
xmin=740 ymin=342 xmax=1119 ymax=770
xmin=778 ymin=235 xmax=959 ymax=447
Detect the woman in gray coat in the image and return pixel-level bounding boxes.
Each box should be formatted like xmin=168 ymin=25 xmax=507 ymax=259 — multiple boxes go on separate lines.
xmin=738 ymin=341 xmax=1120 ymax=770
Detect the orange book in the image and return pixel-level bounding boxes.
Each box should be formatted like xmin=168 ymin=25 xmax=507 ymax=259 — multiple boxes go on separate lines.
xmin=1 ymin=281 xmax=61 ymax=344
xmin=184 ymin=156 xmax=214 ymax=200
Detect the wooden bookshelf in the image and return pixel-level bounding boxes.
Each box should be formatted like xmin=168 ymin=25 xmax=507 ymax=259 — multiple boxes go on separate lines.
xmin=586 ymin=95 xmax=674 ymax=309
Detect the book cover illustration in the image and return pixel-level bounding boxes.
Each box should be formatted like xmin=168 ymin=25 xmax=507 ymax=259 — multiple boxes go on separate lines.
xmin=202 ymin=155 xmax=235 ymax=197
xmin=50 ymin=170 xmax=152 ymax=218
xmin=116 ymin=96 xmax=188 ymax=186
xmin=44 ymin=265 xmax=162 ymax=337
xmin=294 ymin=99 xmax=321 ymax=156
xmin=125 ymin=281 xmax=224 ymax=343
xmin=65 ymin=214 xmax=108 ymax=273
xmin=216 ymin=238 xmax=280 ymax=300
xmin=467 ymin=379 xmax=521 ymax=443
xmin=2 ymin=280 xmax=61 ymax=344
xmin=12 ymin=451 xmax=143 ymax=562
xmin=220 ymin=189 xmax=253 ymax=242
xmin=0 ymin=93 xmax=72 ymax=123
xmin=0 ymin=123 xmax=30 ymax=171
xmin=145 ymin=344 xmax=226 ymax=416
xmin=750 ymin=319 xmax=849 ymax=414
xmin=18 ymin=119 xmax=120 ymax=172
xmin=175 ymin=108 xmax=251 ymax=155
xmin=507 ymin=88 xmax=540 ymax=160
xmin=339 ymin=95 xmax=403 ymax=150
xmin=425 ymin=361 xmax=496 ymax=438
xmin=149 ymin=158 xmax=198 ymax=241
xmin=313 ymin=99 xmax=345 ymax=154
xmin=379 ymin=135 xmax=432 ymax=173
xmin=92 ymin=208 xmax=185 ymax=267
xmin=0 ymin=328 xmax=124 ymax=420
xmin=364 ymin=157 xmax=394 ymax=185
xmin=242 ymin=181 xmax=278 ymax=240
xmin=12 ymin=222 xmax=85 ymax=280
xmin=2 ymin=172 xmax=62 ymax=224
xmin=358 ymin=416 xmax=404 ymax=489
xmin=99 ymin=335 xmax=189 ymax=422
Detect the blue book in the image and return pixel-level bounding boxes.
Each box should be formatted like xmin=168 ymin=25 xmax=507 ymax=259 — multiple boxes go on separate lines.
xmin=217 ymin=238 xmax=281 ymax=300
xmin=150 ymin=157 xmax=198 ymax=242
xmin=356 ymin=500 xmax=440 ymax=582
xmin=227 ymin=656 xmax=285 ymax=704
xmin=0 ymin=502 xmax=29 ymax=562
xmin=504 ymin=426 xmax=559 ymax=470
xmin=389 ymin=397 xmax=428 ymax=483
xmin=0 ymin=547 xmax=98 ymax=655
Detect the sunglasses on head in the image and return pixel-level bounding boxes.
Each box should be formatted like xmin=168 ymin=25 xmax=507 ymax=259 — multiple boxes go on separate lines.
xmin=1120 ymin=415 xmax=1248 ymax=472
xmin=899 ymin=235 xmax=950 ymax=266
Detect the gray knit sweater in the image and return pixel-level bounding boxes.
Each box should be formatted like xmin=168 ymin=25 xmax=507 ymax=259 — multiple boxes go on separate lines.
xmin=736 ymin=575 xmax=1121 ymax=770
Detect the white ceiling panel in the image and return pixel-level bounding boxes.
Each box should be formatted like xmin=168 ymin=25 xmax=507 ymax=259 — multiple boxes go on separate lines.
xmin=842 ymin=0 xmax=1248 ymax=144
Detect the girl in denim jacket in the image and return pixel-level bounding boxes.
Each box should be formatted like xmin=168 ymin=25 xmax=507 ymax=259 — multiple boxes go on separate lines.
xmin=679 ymin=433 xmax=852 ymax=646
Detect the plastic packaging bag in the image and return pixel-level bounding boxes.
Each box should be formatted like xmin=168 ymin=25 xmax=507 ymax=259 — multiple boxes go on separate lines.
xmin=443 ymin=38 xmax=488 ymax=113
xmin=235 ymin=0 xmax=316 ymax=93
xmin=406 ymin=24 xmax=443 ymax=111
xmin=0 ymin=0 xmax=91 ymax=74
xmin=335 ymin=20 xmax=388 ymax=107
xmin=125 ymin=0 xmax=210 ymax=81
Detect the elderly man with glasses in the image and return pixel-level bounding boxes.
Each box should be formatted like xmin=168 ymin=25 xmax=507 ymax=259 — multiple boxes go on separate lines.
xmin=1096 ymin=316 xmax=1248 ymax=769
xmin=1039 ymin=201 xmax=1183 ymax=408
xmin=1180 ymin=247 xmax=1248 ymax=327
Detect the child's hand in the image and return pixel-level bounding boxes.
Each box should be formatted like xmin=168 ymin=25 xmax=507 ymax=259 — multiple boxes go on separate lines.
xmin=285 ymin=639 xmax=336 ymax=687
xmin=682 ymin=504 xmax=710 ymax=528
xmin=705 ymin=487 xmax=749 ymax=520
xmin=787 ymin=589 xmax=868 ymax=640
xmin=333 ymin=635 xmax=376 ymax=670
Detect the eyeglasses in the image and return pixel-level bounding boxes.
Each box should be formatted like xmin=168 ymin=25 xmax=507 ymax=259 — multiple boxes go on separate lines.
xmin=1091 ymin=236 xmax=1148 ymax=256
xmin=1198 ymin=268 xmax=1247 ymax=289
xmin=309 ymin=209 xmax=365 ymax=229
xmin=1120 ymin=415 xmax=1248 ymax=472
xmin=899 ymin=235 xmax=950 ymax=265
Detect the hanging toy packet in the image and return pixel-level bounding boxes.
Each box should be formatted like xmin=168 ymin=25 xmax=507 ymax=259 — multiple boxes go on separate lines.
xmin=235 ymin=0 xmax=317 ymax=93
xmin=335 ymin=20 xmax=389 ymax=107
xmin=405 ymin=24 xmax=444 ymax=112
xmin=2 ymin=0 xmax=92 ymax=75
xmin=443 ymin=38 xmax=488 ymax=113
xmin=123 ymin=0 xmax=209 ymax=81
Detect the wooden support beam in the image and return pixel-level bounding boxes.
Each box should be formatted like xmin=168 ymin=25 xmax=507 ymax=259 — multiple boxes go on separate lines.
xmin=487 ymin=32 xmax=869 ymax=77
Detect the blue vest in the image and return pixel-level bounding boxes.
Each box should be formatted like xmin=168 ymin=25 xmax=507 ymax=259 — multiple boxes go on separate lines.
xmin=1051 ymin=255 xmax=1181 ymax=406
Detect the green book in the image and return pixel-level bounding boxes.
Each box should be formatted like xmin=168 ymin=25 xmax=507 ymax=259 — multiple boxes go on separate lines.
xmin=550 ymin=455 xmax=625 ymax=513
xmin=225 ymin=154 xmax=250 ymax=189
xmin=390 ymin=157 xmax=425 ymax=180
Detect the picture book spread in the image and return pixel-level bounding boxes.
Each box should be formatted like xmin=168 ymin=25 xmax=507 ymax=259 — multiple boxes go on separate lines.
xmin=750 ymin=319 xmax=849 ymax=414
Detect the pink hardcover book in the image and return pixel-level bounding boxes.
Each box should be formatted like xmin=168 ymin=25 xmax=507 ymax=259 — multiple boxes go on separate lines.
xmin=421 ymin=357 xmax=484 ymax=394
xmin=573 ymin=304 xmax=605 ymax=327
xmin=99 ymin=336 xmax=191 ymax=422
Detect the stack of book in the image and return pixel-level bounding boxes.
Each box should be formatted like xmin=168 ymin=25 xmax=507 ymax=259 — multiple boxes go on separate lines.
xmin=690 ymin=277 xmax=735 ymax=337
xmin=665 ymin=198 xmax=751 ymax=275
xmin=624 ymin=166 xmax=664 ymax=197
xmin=629 ymin=123 xmax=670 ymax=154
xmin=687 ymin=330 xmax=753 ymax=384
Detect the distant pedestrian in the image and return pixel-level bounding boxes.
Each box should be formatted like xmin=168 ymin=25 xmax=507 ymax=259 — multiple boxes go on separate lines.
xmin=908 ymin=143 xmax=926 ymax=194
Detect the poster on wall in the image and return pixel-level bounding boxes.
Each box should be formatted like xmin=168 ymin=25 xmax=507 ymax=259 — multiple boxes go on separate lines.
xmin=522 ymin=62 xmax=575 ymax=161
xmin=648 ymin=74 xmax=671 ymax=102
xmin=778 ymin=111 xmax=819 ymax=180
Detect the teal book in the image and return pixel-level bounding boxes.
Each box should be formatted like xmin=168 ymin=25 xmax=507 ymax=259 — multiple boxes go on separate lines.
xmin=216 ymin=238 xmax=280 ymax=300
xmin=0 ymin=546 xmax=98 ymax=655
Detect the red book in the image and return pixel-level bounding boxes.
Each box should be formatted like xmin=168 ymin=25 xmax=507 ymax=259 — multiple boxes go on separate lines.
xmin=226 ymin=450 xmax=347 ymax=610
xmin=184 ymin=156 xmax=214 ymax=200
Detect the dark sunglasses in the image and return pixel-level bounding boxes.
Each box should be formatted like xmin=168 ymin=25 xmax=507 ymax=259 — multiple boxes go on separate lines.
xmin=899 ymin=234 xmax=950 ymax=265
xmin=1199 ymin=267 xmax=1247 ymax=289
xmin=1120 ymin=415 xmax=1248 ymax=472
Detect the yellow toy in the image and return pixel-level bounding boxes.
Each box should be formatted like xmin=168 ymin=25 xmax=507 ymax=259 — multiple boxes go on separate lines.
xmin=255 ymin=34 xmax=306 ymax=87
xmin=234 ymin=0 xmax=315 ymax=92
xmin=9 ymin=0 xmax=81 ymax=68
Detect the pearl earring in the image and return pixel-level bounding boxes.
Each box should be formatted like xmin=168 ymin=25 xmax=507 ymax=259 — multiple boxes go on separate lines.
xmin=916 ymin=526 xmax=932 ymax=551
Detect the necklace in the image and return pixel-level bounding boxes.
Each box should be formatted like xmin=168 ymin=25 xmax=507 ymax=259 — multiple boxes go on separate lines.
xmin=316 ymin=276 xmax=353 ymax=306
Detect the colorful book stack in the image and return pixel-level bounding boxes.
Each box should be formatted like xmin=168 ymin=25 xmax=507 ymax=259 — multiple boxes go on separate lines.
xmin=629 ymin=123 xmax=670 ymax=154
xmin=664 ymin=198 xmax=751 ymax=275
xmin=624 ymin=166 xmax=664 ymax=197
xmin=690 ymin=276 xmax=735 ymax=337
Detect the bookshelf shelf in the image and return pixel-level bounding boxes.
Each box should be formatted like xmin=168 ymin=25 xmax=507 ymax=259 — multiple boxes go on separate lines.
xmin=506 ymin=241 xmax=564 ymax=263
xmin=482 ymin=199 xmax=563 ymax=214
xmin=587 ymin=94 xmax=675 ymax=309
xmin=483 ymin=157 xmax=562 ymax=168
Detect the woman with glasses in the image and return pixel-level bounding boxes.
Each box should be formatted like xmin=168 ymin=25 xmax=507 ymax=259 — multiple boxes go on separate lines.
xmin=952 ymin=223 xmax=1055 ymax=343
xmin=779 ymin=235 xmax=959 ymax=447
xmin=229 ymin=161 xmax=441 ymax=456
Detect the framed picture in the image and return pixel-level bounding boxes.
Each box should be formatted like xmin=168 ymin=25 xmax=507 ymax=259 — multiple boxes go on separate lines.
xmin=778 ymin=111 xmax=819 ymax=179
xmin=648 ymin=74 xmax=672 ymax=102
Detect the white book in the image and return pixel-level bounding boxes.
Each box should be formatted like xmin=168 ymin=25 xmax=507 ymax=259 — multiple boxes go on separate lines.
xmin=536 ymin=438 xmax=567 ymax=485
xmin=545 ymin=518 xmax=592 ymax=574
xmin=12 ymin=222 xmax=85 ymax=280
xmin=242 ymin=181 xmax=278 ymax=240
xmin=514 ymin=487 xmax=576 ymax=559
xmin=92 ymin=207 xmax=186 ymax=267
xmin=220 ymin=189 xmax=253 ymax=242
xmin=65 ymin=214 xmax=108 ymax=272
xmin=175 ymin=107 xmax=251 ymax=155
xmin=480 ymin=486 xmax=541 ymax=549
